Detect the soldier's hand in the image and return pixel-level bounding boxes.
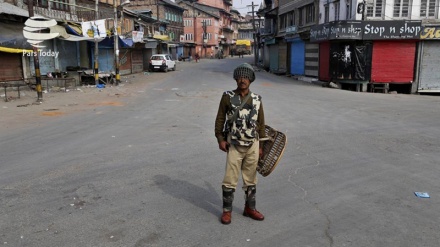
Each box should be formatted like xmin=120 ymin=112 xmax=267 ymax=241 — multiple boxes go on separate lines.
xmin=219 ymin=141 xmax=229 ymax=152
xmin=259 ymin=147 xmax=263 ymax=158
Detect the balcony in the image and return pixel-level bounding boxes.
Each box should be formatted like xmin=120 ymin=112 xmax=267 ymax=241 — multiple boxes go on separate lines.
xmin=222 ymin=25 xmax=234 ymax=32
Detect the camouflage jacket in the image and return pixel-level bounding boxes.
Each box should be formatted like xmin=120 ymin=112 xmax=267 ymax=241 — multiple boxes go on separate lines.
xmin=225 ymin=91 xmax=262 ymax=146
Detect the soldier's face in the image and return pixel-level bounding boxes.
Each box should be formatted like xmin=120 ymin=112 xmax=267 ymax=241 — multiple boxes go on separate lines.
xmin=236 ymin=77 xmax=251 ymax=90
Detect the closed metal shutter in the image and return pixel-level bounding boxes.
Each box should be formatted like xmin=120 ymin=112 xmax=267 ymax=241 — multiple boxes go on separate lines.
xmin=290 ymin=38 xmax=305 ymax=75
xmin=0 ymin=52 xmax=23 ymax=81
xmin=418 ymin=41 xmax=440 ymax=92
xmin=278 ymin=40 xmax=287 ymax=73
xmin=98 ymin=48 xmax=115 ymax=72
xmin=371 ymin=41 xmax=416 ymax=83
xmin=305 ymin=42 xmax=319 ymax=77
xmin=57 ymin=39 xmax=78 ymax=72
xmin=131 ymin=49 xmax=143 ymax=73
xmin=119 ymin=49 xmax=132 ymax=75
xmin=269 ymin=44 xmax=279 ymax=73
xmin=319 ymin=42 xmax=330 ymax=81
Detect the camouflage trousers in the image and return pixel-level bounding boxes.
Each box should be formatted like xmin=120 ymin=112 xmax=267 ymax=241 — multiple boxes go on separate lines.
xmin=222 ymin=141 xmax=259 ymax=191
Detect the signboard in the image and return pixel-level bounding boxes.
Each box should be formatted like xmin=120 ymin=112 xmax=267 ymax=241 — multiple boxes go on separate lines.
xmin=420 ymin=26 xmax=440 ymax=40
xmin=363 ymin=20 xmax=421 ymax=40
xmin=310 ymin=23 xmax=330 ymax=42
xmin=285 ymin=25 xmax=297 ymax=34
xmin=328 ymin=21 xmax=363 ymax=40
xmin=132 ymin=31 xmax=144 ymax=43
xmin=81 ymin=19 xmax=107 ymax=39
xmin=311 ymin=20 xmax=423 ymax=42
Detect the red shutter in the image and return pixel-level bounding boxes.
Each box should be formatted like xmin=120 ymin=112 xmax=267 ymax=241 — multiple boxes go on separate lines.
xmin=319 ymin=42 xmax=330 ymax=81
xmin=371 ymin=41 xmax=416 ymax=83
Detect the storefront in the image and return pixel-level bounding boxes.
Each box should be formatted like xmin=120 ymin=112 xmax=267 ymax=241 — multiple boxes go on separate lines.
xmin=417 ymin=25 xmax=440 ymax=93
xmin=364 ymin=21 xmax=420 ymax=86
xmin=305 ymin=41 xmax=319 ymax=77
xmin=311 ymin=20 xmax=421 ymax=91
xmin=0 ymin=16 xmax=31 ymax=81
xmin=311 ymin=21 xmax=367 ymax=85
xmin=278 ymin=39 xmax=287 ymax=73
xmin=287 ymin=36 xmax=305 ymax=76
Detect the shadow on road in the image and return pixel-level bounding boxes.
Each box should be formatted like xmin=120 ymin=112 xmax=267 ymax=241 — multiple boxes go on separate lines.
xmin=153 ymin=175 xmax=222 ymax=217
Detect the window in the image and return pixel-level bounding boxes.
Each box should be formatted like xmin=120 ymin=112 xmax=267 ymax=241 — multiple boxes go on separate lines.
xmin=334 ymin=1 xmax=340 ymax=21
xmin=184 ymin=20 xmax=193 ymax=27
xmin=420 ymin=0 xmax=437 ymax=18
xmin=325 ymin=4 xmax=329 ymax=22
xmin=288 ymin=11 xmax=294 ymax=26
xmin=51 ymin=0 xmax=69 ymax=11
xmin=185 ymin=33 xmax=193 ymax=41
xmin=202 ymin=19 xmax=212 ymax=26
xmin=299 ymin=3 xmax=315 ymax=25
xmin=393 ymin=0 xmax=411 ymax=17
xmin=279 ymin=13 xmax=287 ymax=31
xmin=367 ymin=0 xmax=384 ymax=17
xmin=31 ymin=0 xmax=48 ymax=8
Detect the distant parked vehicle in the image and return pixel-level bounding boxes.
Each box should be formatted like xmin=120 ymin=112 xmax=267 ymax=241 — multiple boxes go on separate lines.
xmin=149 ymin=54 xmax=176 ymax=72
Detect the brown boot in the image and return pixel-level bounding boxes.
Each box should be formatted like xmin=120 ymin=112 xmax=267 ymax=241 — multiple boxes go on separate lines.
xmin=243 ymin=206 xmax=265 ymax=221
xmin=243 ymin=186 xmax=264 ymax=221
xmin=221 ymin=211 xmax=232 ymax=224
xmin=221 ymin=186 xmax=235 ymax=225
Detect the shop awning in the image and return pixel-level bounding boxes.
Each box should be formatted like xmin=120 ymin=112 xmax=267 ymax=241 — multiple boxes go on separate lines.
xmin=0 ymin=22 xmax=33 ymax=53
xmin=144 ymin=38 xmax=158 ymax=48
xmin=153 ymin=34 xmax=170 ymax=41
xmin=94 ymin=36 xmax=133 ymax=48
xmin=236 ymin=40 xmax=251 ymax=46
xmin=50 ymin=24 xmax=99 ymax=42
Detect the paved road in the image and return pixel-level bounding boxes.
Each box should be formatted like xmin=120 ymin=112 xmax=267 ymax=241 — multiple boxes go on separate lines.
xmin=1 ymin=57 xmax=440 ymax=247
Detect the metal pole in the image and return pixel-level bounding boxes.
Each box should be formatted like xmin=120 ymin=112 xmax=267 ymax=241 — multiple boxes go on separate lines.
xmin=27 ymin=0 xmax=43 ymax=102
xmin=251 ymin=2 xmax=258 ymax=66
xmin=193 ymin=1 xmax=196 ymax=59
xmin=362 ymin=0 xmax=366 ymax=21
xmin=94 ymin=0 xmax=99 ymax=85
xmin=114 ymin=0 xmax=120 ymax=85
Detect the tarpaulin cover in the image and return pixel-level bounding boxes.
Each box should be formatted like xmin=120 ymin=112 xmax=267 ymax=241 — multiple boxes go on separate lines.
xmin=92 ymin=36 xmax=133 ymax=48
xmin=0 ymin=22 xmax=33 ymax=52
xmin=236 ymin=40 xmax=251 ymax=46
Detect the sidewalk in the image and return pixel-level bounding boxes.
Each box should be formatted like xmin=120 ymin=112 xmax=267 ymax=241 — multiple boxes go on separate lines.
xmin=0 ymin=71 xmax=164 ymax=130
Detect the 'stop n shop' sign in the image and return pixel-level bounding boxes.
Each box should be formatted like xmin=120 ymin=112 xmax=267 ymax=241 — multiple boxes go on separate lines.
xmin=363 ymin=20 xmax=422 ymax=40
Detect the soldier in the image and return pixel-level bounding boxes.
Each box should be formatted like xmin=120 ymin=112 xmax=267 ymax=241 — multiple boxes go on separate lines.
xmin=214 ymin=63 xmax=266 ymax=225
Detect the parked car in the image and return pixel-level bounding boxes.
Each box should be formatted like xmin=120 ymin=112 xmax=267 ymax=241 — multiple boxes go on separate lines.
xmin=149 ymin=54 xmax=176 ymax=72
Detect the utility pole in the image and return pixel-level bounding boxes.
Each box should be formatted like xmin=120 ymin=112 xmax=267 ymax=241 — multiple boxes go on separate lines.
xmin=27 ymin=0 xmax=43 ymax=102
xmin=94 ymin=0 xmax=99 ymax=85
xmin=114 ymin=0 xmax=120 ymax=85
xmin=362 ymin=0 xmax=366 ymax=21
xmin=247 ymin=2 xmax=258 ymax=67
xmin=202 ymin=20 xmax=207 ymax=57
xmin=193 ymin=1 xmax=197 ymax=59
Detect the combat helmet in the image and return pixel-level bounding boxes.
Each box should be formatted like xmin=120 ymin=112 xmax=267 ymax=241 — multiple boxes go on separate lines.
xmin=233 ymin=63 xmax=255 ymax=83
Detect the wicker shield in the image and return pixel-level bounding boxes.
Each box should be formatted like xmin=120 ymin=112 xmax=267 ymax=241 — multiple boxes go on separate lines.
xmin=257 ymin=125 xmax=287 ymax=177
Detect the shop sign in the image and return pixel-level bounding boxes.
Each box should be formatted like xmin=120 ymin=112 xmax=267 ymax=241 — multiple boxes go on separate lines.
xmin=328 ymin=21 xmax=363 ymax=40
xmin=420 ymin=26 xmax=440 ymax=40
xmin=285 ymin=25 xmax=297 ymax=34
xmin=363 ymin=20 xmax=421 ymax=40
xmin=310 ymin=23 xmax=330 ymax=42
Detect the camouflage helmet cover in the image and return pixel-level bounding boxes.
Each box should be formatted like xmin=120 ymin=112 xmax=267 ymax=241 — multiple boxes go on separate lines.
xmin=233 ymin=63 xmax=255 ymax=83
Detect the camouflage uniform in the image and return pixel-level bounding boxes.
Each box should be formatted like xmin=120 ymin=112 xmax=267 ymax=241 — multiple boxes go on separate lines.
xmin=215 ymin=89 xmax=265 ymax=212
